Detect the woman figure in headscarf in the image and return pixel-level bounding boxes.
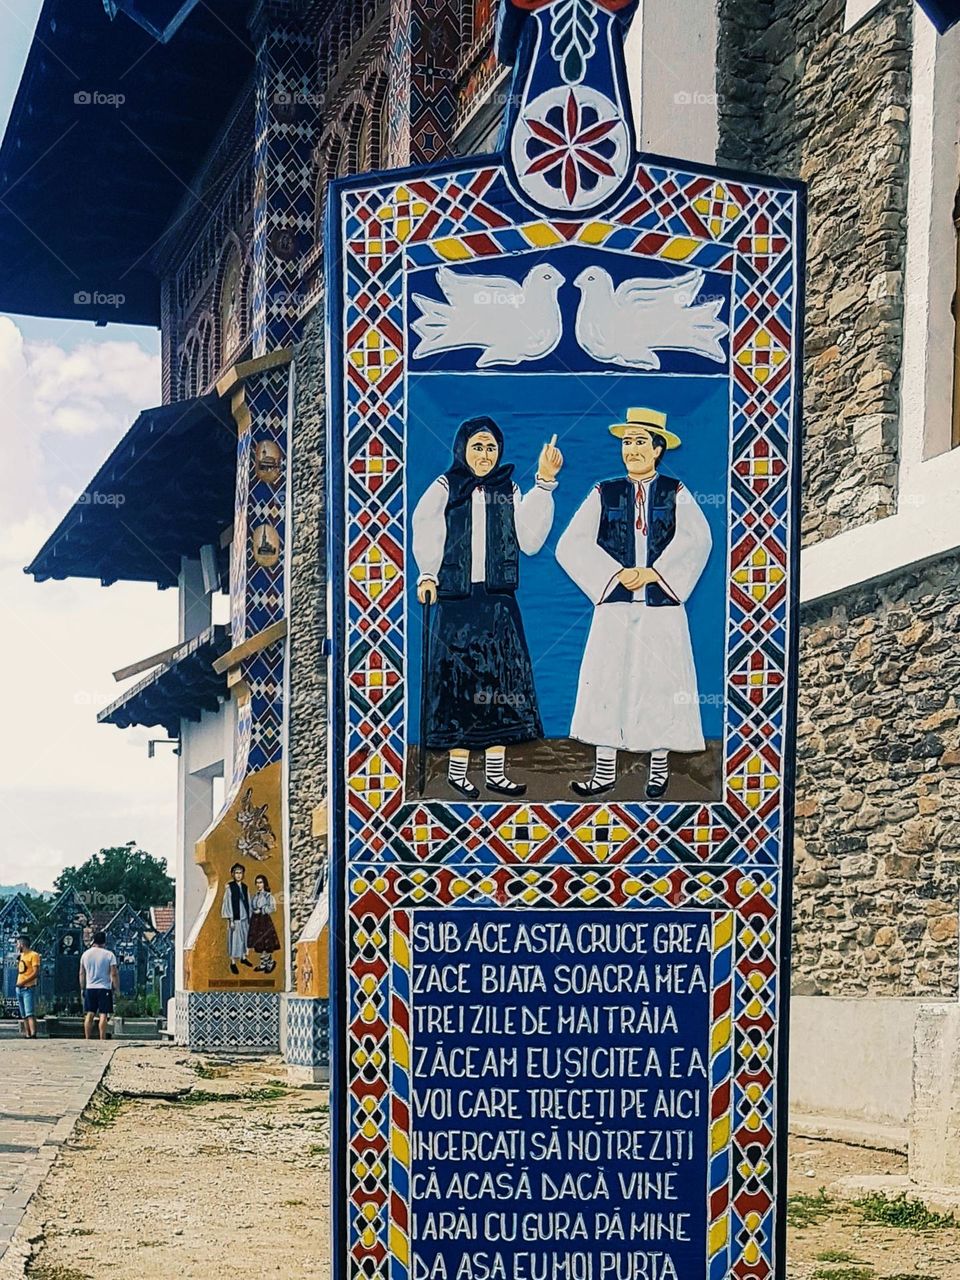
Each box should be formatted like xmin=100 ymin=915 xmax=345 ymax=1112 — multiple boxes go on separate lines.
xmin=413 ymin=415 xmax=563 ymax=798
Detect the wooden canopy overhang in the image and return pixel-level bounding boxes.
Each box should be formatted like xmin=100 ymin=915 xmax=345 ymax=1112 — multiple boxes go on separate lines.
xmin=98 ymin=623 xmax=232 ymax=737
xmin=0 ymin=0 xmax=252 ymax=326
xmin=24 ymin=393 xmax=236 ymax=589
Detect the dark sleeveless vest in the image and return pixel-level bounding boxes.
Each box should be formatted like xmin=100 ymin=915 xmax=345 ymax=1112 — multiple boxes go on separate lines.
xmin=437 ymin=487 xmax=520 ymax=598
xmin=228 ymin=881 xmax=250 ymax=921
xmin=596 ymin=474 xmax=681 ymax=607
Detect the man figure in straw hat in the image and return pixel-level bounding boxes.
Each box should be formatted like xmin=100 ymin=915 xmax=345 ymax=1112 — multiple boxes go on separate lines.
xmin=556 ymin=407 xmax=712 ymax=799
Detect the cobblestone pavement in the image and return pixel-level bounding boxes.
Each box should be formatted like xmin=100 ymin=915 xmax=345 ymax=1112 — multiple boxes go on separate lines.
xmin=0 ymin=1038 xmax=113 ymax=1263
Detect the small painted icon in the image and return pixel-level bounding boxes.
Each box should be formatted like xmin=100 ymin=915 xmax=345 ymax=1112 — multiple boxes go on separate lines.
xmin=251 ymin=523 xmax=281 ymax=568
xmin=254 ymin=440 xmax=282 ymax=484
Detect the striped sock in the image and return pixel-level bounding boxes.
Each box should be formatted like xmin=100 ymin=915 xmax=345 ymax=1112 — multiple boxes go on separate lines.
xmin=592 ymin=747 xmax=617 ymax=787
xmin=649 ymin=750 xmax=669 ymax=787
xmin=485 ymin=747 xmax=507 ymax=785
xmin=448 ymin=753 xmax=469 ymax=784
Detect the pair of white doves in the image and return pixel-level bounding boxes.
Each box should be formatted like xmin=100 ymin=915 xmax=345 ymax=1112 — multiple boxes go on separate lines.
xmin=411 ymin=265 xmax=728 ymax=370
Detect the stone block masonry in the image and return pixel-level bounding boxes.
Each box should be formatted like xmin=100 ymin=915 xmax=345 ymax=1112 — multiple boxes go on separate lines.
xmin=717 ymin=0 xmax=912 ymax=545
xmin=794 ymin=552 xmax=960 ymax=998
xmin=288 ymin=301 xmax=329 ymax=946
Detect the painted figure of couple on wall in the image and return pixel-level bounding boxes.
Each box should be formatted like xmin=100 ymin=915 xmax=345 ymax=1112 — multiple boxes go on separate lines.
xmin=221 ymin=862 xmax=281 ymax=975
xmin=412 ymin=406 xmax=713 ymax=802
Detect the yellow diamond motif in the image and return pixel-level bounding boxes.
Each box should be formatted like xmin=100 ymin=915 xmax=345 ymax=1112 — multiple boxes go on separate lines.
xmin=377 ymin=185 xmax=428 ymax=243
xmin=692 ymin=182 xmax=744 ymax=237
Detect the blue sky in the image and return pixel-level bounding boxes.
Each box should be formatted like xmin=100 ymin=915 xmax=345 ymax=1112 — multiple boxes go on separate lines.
xmin=0 ymin=3 xmax=176 ymax=892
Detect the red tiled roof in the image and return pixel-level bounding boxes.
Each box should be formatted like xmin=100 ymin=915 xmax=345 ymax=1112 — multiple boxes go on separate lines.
xmin=150 ymin=906 xmax=175 ymax=933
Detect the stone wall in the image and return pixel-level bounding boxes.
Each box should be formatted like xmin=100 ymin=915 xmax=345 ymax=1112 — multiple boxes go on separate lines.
xmin=287 ymin=300 xmax=328 ymax=945
xmin=794 ymin=553 xmax=960 ymax=997
xmin=717 ymin=0 xmax=912 ymax=545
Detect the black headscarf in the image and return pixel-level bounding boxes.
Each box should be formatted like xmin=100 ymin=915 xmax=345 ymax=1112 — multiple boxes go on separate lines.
xmin=444 ymin=415 xmax=515 ymax=508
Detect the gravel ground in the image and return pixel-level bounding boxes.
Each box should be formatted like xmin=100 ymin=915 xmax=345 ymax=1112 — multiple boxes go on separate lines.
xmin=10 ymin=1047 xmax=960 ymax=1280
xmin=787 ymin=1134 xmax=960 ymax=1279
xmin=19 ymin=1048 xmax=330 ymax=1280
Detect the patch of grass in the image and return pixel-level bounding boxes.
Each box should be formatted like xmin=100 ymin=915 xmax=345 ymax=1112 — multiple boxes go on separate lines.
xmin=884 ymin=1274 xmax=937 ymax=1280
xmin=84 ymin=1089 xmax=123 ymax=1129
xmin=28 ymin=1266 xmax=91 ymax=1280
xmin=283 ymin=1199 xmax=306 ymax=1207
xmin=815 ymin=1251 xmax=859 ymax=1264
xmin=301 ymin=1102 xmax=330 ymax=1114
xmin=307 ymin=1143 xmax=329 ymax=1156
xmin=854 ymin=1192 xmax=957 ymax=1230
xmin=247 ymin=1083 xmax=288 ymax=1102
xmin=173 ymin=1089 xmax=240 ymax=1105
xmin=787 ymin=1187 xmax=833 ymax=1229
xmin=812 ymin=1268 xmax=873 ymax=1280
xmin=173 ymin=1082 xmax=288 ymax=1107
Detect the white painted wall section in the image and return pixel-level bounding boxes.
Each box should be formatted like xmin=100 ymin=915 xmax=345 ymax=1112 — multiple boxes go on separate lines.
xmin=179 ymin=556 xmax=211 ymax=643
xmin=174 ymin=697 xmax=235 ymax=986
xmin=624 ymin=0 xmax=719 ymax=166
xmin=789 ymin=996 xmax=921 ymax=1128
xmin=844 ymin=0 xmax=887 ymax=33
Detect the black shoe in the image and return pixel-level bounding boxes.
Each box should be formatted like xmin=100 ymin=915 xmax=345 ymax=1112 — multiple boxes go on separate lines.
xmin=570 ymin=777 xmax=615 ymax=797
xmin=447 ymin=775 xmax=480 ymax=799
xmin=645 ymin=775 xmax=669 ymax=800
xmin=230 ymin=963 xmax=239 ymax=975
xmin=486 ymin=778 xmax=527 ymax=797
xmin=240 ymin=958 xmax=254 ymax=967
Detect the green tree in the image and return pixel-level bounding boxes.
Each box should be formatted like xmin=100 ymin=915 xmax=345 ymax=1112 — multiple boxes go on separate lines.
xmin=53 ymin=842 xmax=173 ymax=915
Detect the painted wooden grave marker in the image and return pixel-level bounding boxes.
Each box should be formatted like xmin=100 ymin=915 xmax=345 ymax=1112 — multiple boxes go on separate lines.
xmin=328 ymin=2 xmax=804 ymax=1277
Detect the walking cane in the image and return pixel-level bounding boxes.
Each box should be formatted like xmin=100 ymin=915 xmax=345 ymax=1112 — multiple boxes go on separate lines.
xmin=418 ymin=597 xmax=433 ymax=796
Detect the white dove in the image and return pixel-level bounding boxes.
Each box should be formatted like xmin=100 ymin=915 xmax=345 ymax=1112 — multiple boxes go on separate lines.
xmin=411 ymin=264 xmax=565 ymax=368
xmin=573 ymin=266 xmax=729 ymax=369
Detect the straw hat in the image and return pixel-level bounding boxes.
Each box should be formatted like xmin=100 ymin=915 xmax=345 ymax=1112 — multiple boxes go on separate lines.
xmin=608 ymin=407 xmax=681 ymax=449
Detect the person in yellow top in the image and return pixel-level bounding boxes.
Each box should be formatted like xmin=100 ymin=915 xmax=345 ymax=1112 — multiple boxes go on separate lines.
xmin=16 ymin=935 xmax=40 ymax=1039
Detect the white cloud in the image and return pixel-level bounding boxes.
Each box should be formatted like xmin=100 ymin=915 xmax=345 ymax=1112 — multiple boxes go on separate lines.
xmin=0 ymin=317 xmax=177 ymax=892
xmin=23 ymin=333 xmax=160 ymax=435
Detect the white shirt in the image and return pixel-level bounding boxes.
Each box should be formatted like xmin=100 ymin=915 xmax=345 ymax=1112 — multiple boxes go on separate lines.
xmin=80 ymin=946 xmax=117 ymax=990
xmin=413 ymin=476 xmax=557 ymax=585
xmin=557 ymin=480 xmax=710 ymax=607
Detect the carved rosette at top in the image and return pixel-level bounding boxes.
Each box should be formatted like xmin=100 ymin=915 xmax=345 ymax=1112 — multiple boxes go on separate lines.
xmin=499 ymin=0 xmax=638 ymax=214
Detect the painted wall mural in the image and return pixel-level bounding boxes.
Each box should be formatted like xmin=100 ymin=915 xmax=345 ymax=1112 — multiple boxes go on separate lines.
xmin=328 ymin=1 xmax=803 ymax=1278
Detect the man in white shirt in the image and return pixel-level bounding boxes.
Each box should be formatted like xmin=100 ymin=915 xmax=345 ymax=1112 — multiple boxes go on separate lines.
xmin=556 ymin=407 xmax=712 ymax=799
xmin=79 ymin=931 xmax=119 ymax=1041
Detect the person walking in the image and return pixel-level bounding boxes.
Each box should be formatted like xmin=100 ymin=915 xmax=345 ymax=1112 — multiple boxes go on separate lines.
xmin=16 ymin=935 xmax=40 ymax=1039
xmin=79 ymin=931 xmax=119 ymax=1041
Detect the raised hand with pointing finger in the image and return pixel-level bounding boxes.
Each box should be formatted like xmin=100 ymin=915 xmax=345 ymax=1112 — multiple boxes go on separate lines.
xmin=537 ymin=433 xmax=563 ymax=482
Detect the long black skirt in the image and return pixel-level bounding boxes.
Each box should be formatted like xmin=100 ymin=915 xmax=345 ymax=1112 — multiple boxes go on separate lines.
xmin=423 ymin=585 xmax=543 ymax=750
